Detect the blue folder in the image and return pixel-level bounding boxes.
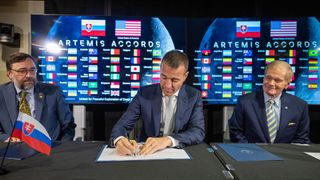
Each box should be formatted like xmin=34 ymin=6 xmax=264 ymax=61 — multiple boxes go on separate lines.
xmin=217 ymin=144 xmax=283 ymax=162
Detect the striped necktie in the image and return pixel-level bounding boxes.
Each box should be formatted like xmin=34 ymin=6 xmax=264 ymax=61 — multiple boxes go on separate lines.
xmin=19 ymin=91 xmax=31 ymax=116
xmin=266 ymin=99 xmax=277 ymax=143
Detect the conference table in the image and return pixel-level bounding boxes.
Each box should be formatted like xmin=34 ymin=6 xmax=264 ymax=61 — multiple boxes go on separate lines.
xmin=1 ymin=141 xmax=227 ymax=180
xmin=1 ymin=142 xmax=320 ymax=180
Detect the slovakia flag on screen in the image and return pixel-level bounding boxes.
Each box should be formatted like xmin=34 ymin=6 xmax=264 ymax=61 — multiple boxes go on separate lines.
xmin=236 ymin=21 xmax=260 ymax=38
xmin=81 ymin=19 xmax=106 ymax=36
xmin=12 ymin=113 xmax=52 ymax=156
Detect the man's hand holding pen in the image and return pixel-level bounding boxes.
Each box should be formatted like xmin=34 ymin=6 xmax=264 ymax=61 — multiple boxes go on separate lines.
xmin=115 ymin=138 xmax=138 ymax=156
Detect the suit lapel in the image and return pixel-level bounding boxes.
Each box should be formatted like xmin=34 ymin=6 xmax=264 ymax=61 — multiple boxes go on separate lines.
xmin=253 ymin=92 xmax=270 ymax=142
xmin=3 ymin=83 xmax=18 ymax=126
xmin=34 ymin=83 xmax=44 ymax=122
xmin=277 ymin=94 xmax=291 ymax=139
xmin=174 ymin=85 xmax=187 ymax=133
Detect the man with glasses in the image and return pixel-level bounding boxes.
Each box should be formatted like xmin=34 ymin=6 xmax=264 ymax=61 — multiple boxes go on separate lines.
xmin=0 ymin=52 xmax=76 ymax=142
xmin=110 ymin=50 xmax=205 ymax=156
xmin=229 ymin=60 xmax=310 ymax=144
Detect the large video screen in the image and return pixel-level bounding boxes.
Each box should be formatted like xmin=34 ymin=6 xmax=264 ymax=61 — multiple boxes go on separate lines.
xmin=31 ymin=15 xmax=186 ymax=104
xmin=189 ymin=17 xmax=320 ymax=105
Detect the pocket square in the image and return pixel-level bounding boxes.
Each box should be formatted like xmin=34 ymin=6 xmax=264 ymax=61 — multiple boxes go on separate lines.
xmin=288 ymin=122 xmax=296 ymax=126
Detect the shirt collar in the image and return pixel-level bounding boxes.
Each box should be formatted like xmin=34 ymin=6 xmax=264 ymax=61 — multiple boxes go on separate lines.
xmin=15 ymin=85 xmax=34 ymax=96
xmin=263 ymin=92 xmax=281 ymax=106
xmin=162 ymin=89 xmax=180 ymax=98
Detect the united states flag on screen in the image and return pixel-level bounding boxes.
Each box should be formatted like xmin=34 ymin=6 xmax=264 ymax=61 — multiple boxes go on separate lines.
xmin=115 ymin=20 xmax=141 ymax=37
xmin=270 ymin=21 xmax=297 ymax=38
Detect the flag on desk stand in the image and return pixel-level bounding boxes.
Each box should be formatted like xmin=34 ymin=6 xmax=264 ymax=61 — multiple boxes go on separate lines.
xmin=12 ymin=112 xmax=52 ymax=156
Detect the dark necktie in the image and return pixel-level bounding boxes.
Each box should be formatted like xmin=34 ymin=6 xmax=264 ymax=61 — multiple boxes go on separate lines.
xmin=19 ymin=91 xmax=31 ymax=116
xmin=266 ymin=99 xmax=277 ymax=143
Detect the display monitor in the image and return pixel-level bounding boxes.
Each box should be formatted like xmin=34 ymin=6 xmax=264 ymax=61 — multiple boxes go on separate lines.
xmin=189 ymin=17 xmax=320 ymax=105
xmin=31 ymin=15 xmax=186 ymax=104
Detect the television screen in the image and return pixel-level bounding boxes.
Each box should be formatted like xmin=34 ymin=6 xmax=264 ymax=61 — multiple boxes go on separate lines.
xmin=188 ymin=17 xmax=320 ymax=105
xmin=31 ymin=15 xmax=186 ymax=104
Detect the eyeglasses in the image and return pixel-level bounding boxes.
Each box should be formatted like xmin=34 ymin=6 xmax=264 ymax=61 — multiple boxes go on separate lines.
xmin=11 ymin=68 xmax=37 ymax=76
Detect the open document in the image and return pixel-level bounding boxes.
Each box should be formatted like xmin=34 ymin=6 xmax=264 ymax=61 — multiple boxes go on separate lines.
xmin=96 ymin=145 xmax=191 ymax=162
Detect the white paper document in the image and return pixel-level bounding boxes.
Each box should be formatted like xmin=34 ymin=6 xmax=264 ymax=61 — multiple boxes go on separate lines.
xmin=96 ymin=145 xmax=191 ymax=162
xmin=305 ymin=152 xmax=320 ymax=160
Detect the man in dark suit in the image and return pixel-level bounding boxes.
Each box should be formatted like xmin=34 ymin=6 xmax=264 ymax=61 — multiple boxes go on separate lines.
xmin=0 ymin=52 xmax=76 ymax=142
xmin=110 ymin=50 xmax=205 ymax=155
xmin=229 ymin=60 xmax=310 ymax=144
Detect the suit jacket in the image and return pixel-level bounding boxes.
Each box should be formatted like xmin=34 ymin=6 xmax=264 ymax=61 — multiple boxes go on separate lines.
xmin=110 ymin=84 xmax=205 ymax=147
xmin=0 ymin=82 xmax=76 ymax=141
xmin=229 ymin=90 xmax=310 ymax=144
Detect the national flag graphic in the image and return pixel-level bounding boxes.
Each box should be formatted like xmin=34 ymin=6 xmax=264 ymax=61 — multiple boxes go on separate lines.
xmin=130 ymin=74 xmax=140 ymax=80
xmin=309 ymin=66 xmax=318 ymax=72
xmin=68 ymin=73 xmax=77 ymax=80
xmin=243 ymin=58 xmax=252 ymax=65
xmin=68 ymin=48 xmax=77 ymax=55
xmin=243 ymin=66 xmax=252 ymax=74
xmin=131 ymin=90 xmax=138 ymax=97
xmin=308 ymin=74 xmax=318 ymax=81
xmin=110 ymin=65 xmax=120 ymax=72
xmin=265 ymin=58 xmax=275 ymax=64
xmin=131 ymin=66 xmax=140 ymax=73
xmin=88 ymin=90 xmax=98 ymax=96
xmin=12 ymin=113 xmax=52 ymax=155
xmin=88 ymin=82 xmax=98 ymax=88
xmin=88 ymin=65 xmax=98 ymax=72
xmin=243 ymin=83 xmax=252 ymax=90
xmin=133 ymin=49 xmax=141 ymax=56
xmin=223 ymin=83 xmax=232 ymax=89
xmin=46 ymin=56 xmax=55 ymax=62
xmin=287 ymin=83 xmax=295 ymax=90
xmin=89 ymin=57 xmax=98 ymax=64
xmin=152 ymin=58 xmax=161 ymax=64
xmin=222 ymin=91 xmax=232 ymax=98
xmin=152 ymin=49 xmax=161 ymax=57
xmin=308 ymin=84 xmax=318 ymax=89
xmin=88 ymin=73 xmax=98 ymax=80
xmin=131 ymin=82 xmax=140 ymax=89
xmin=131 ymin=57 xmax=140 ymax=64
xmin=68 ymin=90 xmax=77 ymax=97
xmin=152 ymin=66 xmax=160 ymax=72
xmin=222 ymin=66 xmax=232 ymax=73
xmin=46 ymin=65 xmax=56 ymax=71
xmin=110 ymin=57 xmax=120 ymax=64
xmin=309 ymin=50 xmax=318 ymax=57
xmin=309 ymin=59 xmax=318 ymax=64
xmin=201 ymin=83 xmax=210 ymax=90
xmin=265 ymin=50 xmax=275 ymax=56
xmin=111 ymin=90 xmax=120 ymax=96
xmin=243 ymin=50 xmax=252 ymax=56
xmin=236 ymin=21 xmax=260 ymax=38
xmin=110 ymin=73 xmax=120 ymax=80
xmin=152 ymin=74 xmax=160 ymax=81
xmin=88 ymin=48 xmax=98 ymax=55
xmin=202 ymin=58 xmax=211 ymax=64
xmin=201 ymin=66 xmax=211 ymax=73
xmin=110 ymin=82 xmax=120 ymax=89
xmin=222 ymin=74 xmax=232 ymax=81
xmin=46 ymin=73 xmax=56 ymax=79
xmin=68 ymin=81 xmax=77 ymax=88
xmin=223 ymin=50 xmax=232 ymax=56
xmin=68 ymin=56 xmax=77 ymax=64
xmin=201 ymin=50 xmax=211 ymax=56
xmin=201 ymin=74 xmax=210 ymax=81
xmin=270 ymin=21 xmax=297 ymax=38
xmin=286 ymin=58 xmax=296 ymax=65
xmin=68 ymin=65 xmax=77 ymax=72
xmin=222 ymin=58 xmax=232 ymax=65
xmin=110 ymin=48 xmax=120 ymax=55
xmin=115 ymin=20 xmax=141 ymax=37
xmin=289 ymin=50 xmax=296 ymax=57
xmin=243 ymin=74 xmax=252 ymax=81
xmin=81 ymin=19 xmax=106 ymax=36
xmin=201 ymin=91 xmax=208 ymax=98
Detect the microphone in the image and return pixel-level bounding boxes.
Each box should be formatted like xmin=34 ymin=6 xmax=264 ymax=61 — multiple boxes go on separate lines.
xmin=0 ymin=119 xmax=19 ymax=175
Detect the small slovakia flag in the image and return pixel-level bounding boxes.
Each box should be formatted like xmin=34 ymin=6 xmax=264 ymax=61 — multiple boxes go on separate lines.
xmin=12 ymin=112 xmax=52 ymax=156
